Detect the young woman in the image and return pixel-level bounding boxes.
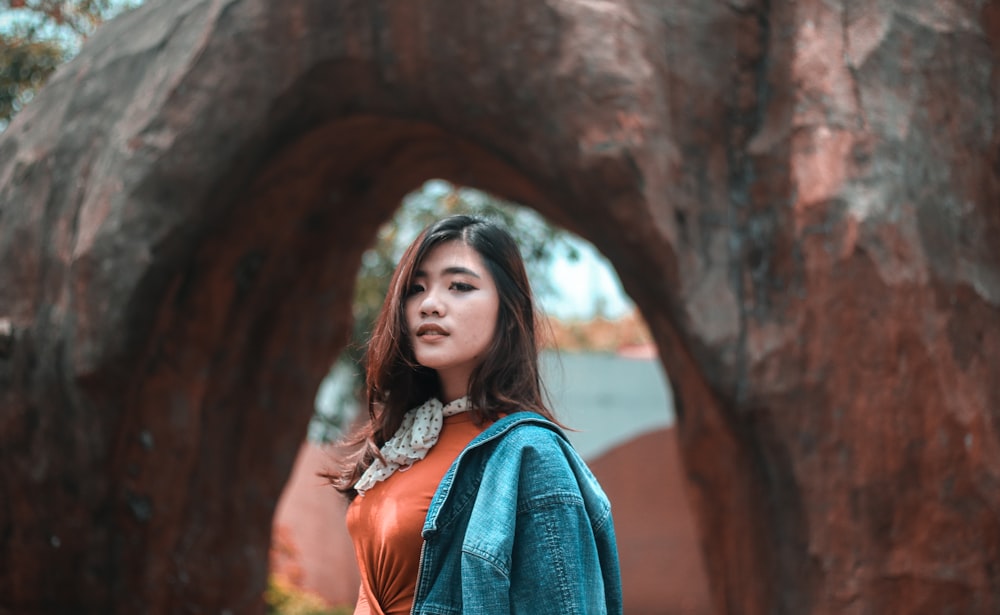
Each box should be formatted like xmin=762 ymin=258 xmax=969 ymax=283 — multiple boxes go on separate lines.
xmin=327 ymin=215 xmax=622 ymax=614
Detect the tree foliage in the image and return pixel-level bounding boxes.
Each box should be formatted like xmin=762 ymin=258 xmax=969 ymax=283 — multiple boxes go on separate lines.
xmin=0 ymin=32 xmax=62 ymax=124
xmin=0 ymin=0 xmax=137 ymax=127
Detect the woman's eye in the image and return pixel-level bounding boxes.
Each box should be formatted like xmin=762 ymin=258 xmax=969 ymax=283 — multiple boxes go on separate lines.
xmin=407 ymin=283 xmax=425 ymax=296
xmin=450 ymin=282 xmax=475 ymax=292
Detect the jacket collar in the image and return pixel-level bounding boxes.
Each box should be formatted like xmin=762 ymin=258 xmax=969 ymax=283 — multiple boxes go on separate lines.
xmin=476 ymin=411 xmax=565 ymax=446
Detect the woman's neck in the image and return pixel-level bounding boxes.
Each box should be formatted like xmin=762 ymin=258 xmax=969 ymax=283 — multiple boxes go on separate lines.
xmin=437 ymin=371 xmax=470 ymax=405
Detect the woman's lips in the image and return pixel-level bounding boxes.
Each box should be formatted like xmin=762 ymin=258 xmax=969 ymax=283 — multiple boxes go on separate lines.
xmin=416 ymin=324 xmax=449 ymax=337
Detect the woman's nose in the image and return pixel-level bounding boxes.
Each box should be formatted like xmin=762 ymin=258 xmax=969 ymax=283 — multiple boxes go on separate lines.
xmin=420 ymin=288 xmax=444 ymax=316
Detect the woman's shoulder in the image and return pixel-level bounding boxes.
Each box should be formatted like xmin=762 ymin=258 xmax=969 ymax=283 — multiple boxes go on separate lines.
xmin=477 ymin=412 xmax=581 ymax=476
xmin=479 ymin=414 xmax=605 ymax=512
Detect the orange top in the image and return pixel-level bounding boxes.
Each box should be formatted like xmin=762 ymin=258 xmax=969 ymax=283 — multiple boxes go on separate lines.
xmin=346 ymin=413 xmax=487 ymax=615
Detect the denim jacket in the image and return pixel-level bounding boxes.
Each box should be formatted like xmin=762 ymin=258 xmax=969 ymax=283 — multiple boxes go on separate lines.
xmin=411 ymin=412 xmax=623 ymax=614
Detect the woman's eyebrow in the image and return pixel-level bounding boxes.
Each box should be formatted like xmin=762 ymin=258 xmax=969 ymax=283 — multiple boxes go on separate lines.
xmin=413 ymin=266 xmax=481 ymax=279
xmin=442 ymin=266 xmax=481 ymax=278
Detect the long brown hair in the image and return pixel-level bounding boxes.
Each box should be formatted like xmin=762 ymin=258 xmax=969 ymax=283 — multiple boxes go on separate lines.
xmin=326 ymin=215 xmax=558 ymax=496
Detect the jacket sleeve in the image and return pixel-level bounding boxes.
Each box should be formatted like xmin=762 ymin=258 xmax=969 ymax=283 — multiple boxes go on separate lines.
xmin=462 ymin=427 xmax=621 ymax=615
xmin=510 ymin=491 xmax=615 ymax=614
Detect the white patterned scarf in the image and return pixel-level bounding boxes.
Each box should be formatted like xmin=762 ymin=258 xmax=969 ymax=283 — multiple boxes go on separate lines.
xmin=354 ymin=396 xmax=471 ymax=495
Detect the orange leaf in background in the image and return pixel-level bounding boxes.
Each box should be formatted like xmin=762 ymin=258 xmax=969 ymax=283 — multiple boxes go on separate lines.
xmin=10 ymin=0 xmax=27 ymax=8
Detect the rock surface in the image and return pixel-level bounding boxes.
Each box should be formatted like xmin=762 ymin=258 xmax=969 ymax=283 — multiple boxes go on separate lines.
xmin=0 ymin=0 xmax=997 ymax=612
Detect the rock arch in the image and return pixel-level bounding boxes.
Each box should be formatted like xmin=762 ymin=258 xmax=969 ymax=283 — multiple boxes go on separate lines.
xmin=1 ymin=0 xmax=998 ymax=613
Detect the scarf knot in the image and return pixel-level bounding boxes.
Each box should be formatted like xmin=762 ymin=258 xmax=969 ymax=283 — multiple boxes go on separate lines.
xmin=354 ymin=396 xmax=470 ymax=495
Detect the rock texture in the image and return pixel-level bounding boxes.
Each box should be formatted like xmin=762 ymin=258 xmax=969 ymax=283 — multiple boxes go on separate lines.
xmin=0 ymin=0 xmax=998 ymax=613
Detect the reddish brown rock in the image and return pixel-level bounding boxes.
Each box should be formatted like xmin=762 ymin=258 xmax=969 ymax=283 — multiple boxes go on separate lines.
xmin=0 ymin=0 xmax=998 ymax=613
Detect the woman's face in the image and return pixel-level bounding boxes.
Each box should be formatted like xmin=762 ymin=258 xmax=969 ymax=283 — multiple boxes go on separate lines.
xmin=405 ymin=240 xmax=500 ymax=401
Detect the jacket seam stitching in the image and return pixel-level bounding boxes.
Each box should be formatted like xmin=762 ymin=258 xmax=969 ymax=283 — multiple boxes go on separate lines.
xmin=516 ymin=491 xmax=583 ymax=514
xmin=540 ymin=504 xmax=577 ymax=610
xmin=462 ymin=545 xmax=511 ymax=577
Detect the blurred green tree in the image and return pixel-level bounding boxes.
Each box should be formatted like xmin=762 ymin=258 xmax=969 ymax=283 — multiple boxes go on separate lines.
xmin=0 ymin=0 xmax=137 ymax=127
